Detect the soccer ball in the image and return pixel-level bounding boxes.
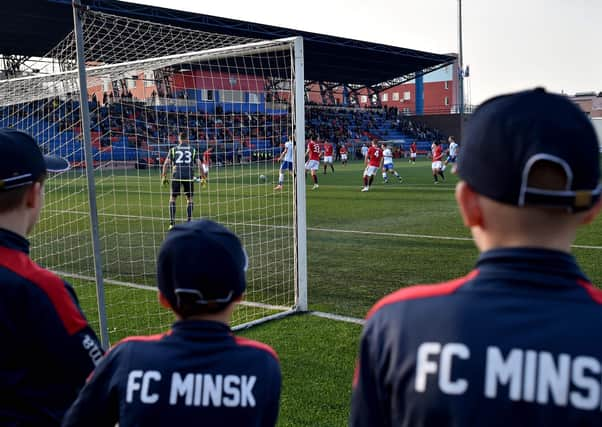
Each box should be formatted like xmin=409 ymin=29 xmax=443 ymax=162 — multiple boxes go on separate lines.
xmin=258 ymin=174 xmax=267 ymax=182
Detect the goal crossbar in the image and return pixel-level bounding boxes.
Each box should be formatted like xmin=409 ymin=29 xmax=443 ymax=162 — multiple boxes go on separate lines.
xmin=0 ymin=37 xmax=298 ymax=107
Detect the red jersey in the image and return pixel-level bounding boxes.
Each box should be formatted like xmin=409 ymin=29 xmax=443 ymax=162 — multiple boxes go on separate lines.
xmin=324 ymin=143 xmax=334 ymax=156
xmin=410 ymin=142 xmax=417 ymax=153
xmin=203 ymin=150 xmax=212 ymax=165
xmin=340 ymin=146 xmax=348 ymax=154
xmin=307 ymin=141 xmax=321 ymax=161
xmin=432 ymin=144 xmax=443 ymax=162
xmin=367 ymin=146 xmax=382 ymax=167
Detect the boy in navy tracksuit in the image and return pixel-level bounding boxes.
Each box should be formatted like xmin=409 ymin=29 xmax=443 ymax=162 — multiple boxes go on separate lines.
xmin=63 ymin=219 xmax=282 ymax=427
xmin=351 ymin=89 xmax=602 ymax=426
xmin=0 ymin=129 xmax=104 ymax=426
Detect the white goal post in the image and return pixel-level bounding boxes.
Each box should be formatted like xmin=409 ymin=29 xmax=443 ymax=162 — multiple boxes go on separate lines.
xmin=0 ymin=8 xmax=306 ymax=346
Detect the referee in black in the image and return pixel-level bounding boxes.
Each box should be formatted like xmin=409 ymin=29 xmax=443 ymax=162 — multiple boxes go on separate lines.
xmin=0 ymin=129 xmax=104 ymax=426
xmin=63 ymin=220 xmax=282 ymax=427
xmin=351 ymin=89 xmax=602 ymax=426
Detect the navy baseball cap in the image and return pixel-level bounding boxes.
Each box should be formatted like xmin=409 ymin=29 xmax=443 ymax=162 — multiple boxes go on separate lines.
xmin=157 ymin=220 xmax=248 ymax=312
xmin=0 ymin=128 xmax=70 ymax=191
xmin=457 ymin=88 xmax=601 ymax=212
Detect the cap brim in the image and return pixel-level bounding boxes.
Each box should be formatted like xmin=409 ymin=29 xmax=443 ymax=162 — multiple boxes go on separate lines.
xmin=44 ymin=155 xmax=70 ymax=173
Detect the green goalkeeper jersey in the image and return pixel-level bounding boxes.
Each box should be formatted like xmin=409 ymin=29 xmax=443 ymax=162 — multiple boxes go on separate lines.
xmin=168 ymin=144 xmax=198 ymax=181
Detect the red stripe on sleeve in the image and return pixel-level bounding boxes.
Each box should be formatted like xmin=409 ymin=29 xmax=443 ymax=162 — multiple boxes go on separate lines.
xmin=0 ymin=246 xmax=88 ymax=335
xmin=576 ymin=279 xmax=602 ymax=305
xmin=352 ymin=359 xmax=360 ymax=386
xmin=234 ymin=336 xmax=279 ymax=361
xmin=366 ymin=270 xmax=479 ymax=320
xmin=115 ymin=331 xmax=171 ymax=346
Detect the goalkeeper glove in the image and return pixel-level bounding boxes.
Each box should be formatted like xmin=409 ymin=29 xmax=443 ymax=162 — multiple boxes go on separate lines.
xmin=161 ymin=174 xmax=168 ymax=187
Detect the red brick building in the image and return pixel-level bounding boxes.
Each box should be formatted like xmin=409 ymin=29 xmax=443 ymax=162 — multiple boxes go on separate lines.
xmin=378 ymin=57 xmax=460 ymax=114
xmin=570 ymin=92 xmax=602 ymax=118
xmin=305 ymin=57 xmax=460 ymax=115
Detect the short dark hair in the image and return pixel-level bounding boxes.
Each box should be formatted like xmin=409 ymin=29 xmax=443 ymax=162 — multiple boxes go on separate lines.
xmin=0 ymin=174 xmax=46 ymax=214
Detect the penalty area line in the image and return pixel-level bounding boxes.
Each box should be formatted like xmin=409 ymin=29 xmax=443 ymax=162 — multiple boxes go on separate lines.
xmin=308 ymin=226 xmax=473 ymax=242
xmin=307 ymin=227 xmax=602 ymax=250
xmin=42 ymin=210 xmax=602 ymax=250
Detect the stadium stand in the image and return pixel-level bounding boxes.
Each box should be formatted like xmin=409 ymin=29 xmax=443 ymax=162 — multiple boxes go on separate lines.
xmin=1 ymin=96 xmax=446 ymax=167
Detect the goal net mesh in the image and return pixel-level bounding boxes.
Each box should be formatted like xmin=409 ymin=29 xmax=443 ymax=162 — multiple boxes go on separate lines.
xmin=0 ymin=10 xmax=300 ymax=344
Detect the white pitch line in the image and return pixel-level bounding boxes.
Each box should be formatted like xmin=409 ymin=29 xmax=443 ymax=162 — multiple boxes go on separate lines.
xmin=42 ymin=210 xmax=602 ymax=250
xmin=572 ymin=244 xmax=602 ymax=250
xmin=55 ymin=270 xmax=156 ymax=291
xmin=306 ymin=226 xmax=602 ymax=250
xmin=310 ymin=311 xmax=365 ymax=325
xmin=54 ymin=270 xmax=290 ymax=311
xmin=307 ymin=226 xmax=473 ymax=242
xmin=319 ymin=183 xmax=456 ymax=190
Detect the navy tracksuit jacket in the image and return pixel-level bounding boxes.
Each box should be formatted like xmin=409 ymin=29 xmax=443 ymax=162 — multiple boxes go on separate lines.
xmin=0 ymin=228 xmax=104 ymax=426
xmin=351 ymin=248 xmax=602 ymax=427
xmin=62 ymin=320 xmax=281 ymax=427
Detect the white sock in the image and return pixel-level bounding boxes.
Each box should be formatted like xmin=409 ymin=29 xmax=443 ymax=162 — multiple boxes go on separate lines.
xmin=278 ymin=173 xmax=284 ymax=185
xmin=382 ymin=173 xmax=387 ymax=180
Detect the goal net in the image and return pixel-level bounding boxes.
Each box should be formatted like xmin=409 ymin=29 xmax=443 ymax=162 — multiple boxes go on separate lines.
xmin=0 ymin=9 xmax=306 ymax=345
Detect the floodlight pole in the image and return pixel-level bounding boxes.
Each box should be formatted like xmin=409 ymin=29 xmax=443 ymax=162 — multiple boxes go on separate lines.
xmin=72 ymin=0 xmax=110 ymax=349
xmin=457 ymin=0 xmax=465 ymax=123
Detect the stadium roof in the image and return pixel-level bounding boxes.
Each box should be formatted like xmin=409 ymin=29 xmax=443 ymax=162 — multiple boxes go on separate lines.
xmin=1 ymin=0 xmax=455 ymax=86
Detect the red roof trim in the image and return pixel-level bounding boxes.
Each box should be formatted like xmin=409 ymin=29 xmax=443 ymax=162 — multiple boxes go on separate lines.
xmin=576 ymin=279 xmax=602 ymax=305
xmin=234 ymin=336 xmax=279 ymax=361
xmin=366 ymin=270 xmax=479 ymax=320
xmin=0 ymin=246 xmax=88 ymax=335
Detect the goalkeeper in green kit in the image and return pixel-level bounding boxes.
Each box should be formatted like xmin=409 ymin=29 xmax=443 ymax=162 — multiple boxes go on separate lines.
xmin=161 ymin=133 xmax=202 ymax=230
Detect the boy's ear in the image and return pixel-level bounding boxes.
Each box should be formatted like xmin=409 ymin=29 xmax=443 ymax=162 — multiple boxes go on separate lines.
xmin=455 ymin=181 xmax=484 ymax=228
xmin=24 ymin=182 xmax=42 ymax=209
xmin=580 ymin=199 xmax=602 ymax=226
xmin=158 ymin=291 xmax=172 ymax=309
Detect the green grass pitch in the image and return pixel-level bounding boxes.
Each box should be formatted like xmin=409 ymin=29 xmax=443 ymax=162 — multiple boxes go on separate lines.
xmin=34 ymin=157 xmax=602 ymax=426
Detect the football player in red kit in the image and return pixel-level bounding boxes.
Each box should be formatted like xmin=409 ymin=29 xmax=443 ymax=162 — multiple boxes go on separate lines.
xmin=431 ymin=141 xmax=445 ymax=184
xmin=305 ymin=139 xmax=321 ymax=190
xmin=361 ymin=140 xmax=382 ymax=192
xmin=322 ymin=140 xmax=335 ymax=174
